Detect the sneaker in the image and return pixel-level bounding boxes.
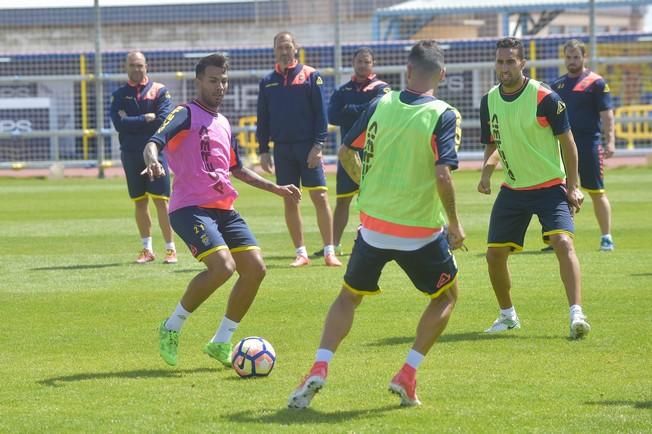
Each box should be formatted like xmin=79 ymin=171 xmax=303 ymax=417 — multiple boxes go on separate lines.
xmin=600 ymin=237 xmax=614 ymax=252
xmin=570 ymin=314 xmax=591 ymax=339
xmin=389 ymin=368 xmax=421 ymax=407
xmin=484 ymin=314 xmax=521 ymax=333
xmin=312 ymin=248 xmax=325 ymax=257
xmin=159 ymin=320 xmax=179 ymax=366
xmin=288 ymin=361 xmax=328 ymax=409
xmin=203 ymin=341 xmax=233 ymax=367
xmin=324 ymin=254 xmax=342 ymax=267
xmin=136 ymin=248 xmax=155 ymax=264
xmin=290 ymin=255 xmax=311 ymax=267
xmin=163 ymin=249 xmax=178 ymax=264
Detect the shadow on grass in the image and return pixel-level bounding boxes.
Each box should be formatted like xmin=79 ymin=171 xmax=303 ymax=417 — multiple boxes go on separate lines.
xmin=367 ymin=331 xmax=538 ymax=347
xmin=585 ymin=400 xmax=652 ymax=410
xmin=32 ymin=263 xmax=125 ymax=271
xmin=631 ymin=273 xmax=652 ymax=277
xmin=38 ymin=367 xmax=214 ymax=387
xmin=224 ymin=404 xmax=401 ymax=425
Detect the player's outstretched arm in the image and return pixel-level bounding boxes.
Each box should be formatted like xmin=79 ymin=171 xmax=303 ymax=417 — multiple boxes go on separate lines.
xmin=436 ymin=164 xmax=466 ymax=250
xmin=338 ymin=145 xmax=361 ymax=184
xmin=231 ymin=167 xmax=301 ymax=204
xmin=141 ymin=142 xmax=166 ymax=180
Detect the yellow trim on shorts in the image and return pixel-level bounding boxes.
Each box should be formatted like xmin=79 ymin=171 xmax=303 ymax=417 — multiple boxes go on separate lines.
xmin=147 ymin=193 xmax=169 ymax=201
xmin=342 ymin=281 xmax=381 ymax=296
xmin=542 ymin=229 xmax=575 ymax=242
xmin=429 ymin=274 xmax=458 ymax=300
xmin=336 ymin=190 xmax=358 ymax=199
xmin=303 ymin=186 xmax=328 ymax=192
xmin=488 ymin=242 xmax=523 ymax=252
xmin=584 ymin=187 xmax=605 ymax=194
xmin=196 ymin=245 xmax=229 ymax=262
xmin=132 ymin=194 xmax=148 ymax=202
xmin=230 ymin=246 xmax=261 ymax=254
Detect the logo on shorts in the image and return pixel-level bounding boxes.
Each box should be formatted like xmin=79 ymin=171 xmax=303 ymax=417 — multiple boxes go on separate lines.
xmin=200 ymin=234 xmax=210 ymax=246
xmin=436 ymin=273 xmax=451 ymax=289
xmin=193 ymin=223 xmax=205 ymax=234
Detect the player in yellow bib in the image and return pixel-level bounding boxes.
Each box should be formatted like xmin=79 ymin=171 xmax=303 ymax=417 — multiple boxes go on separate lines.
xmin=477 ymin=37 xmax=590 ymax=339
xmin=289 ymin=40 xmax=465 ymax=409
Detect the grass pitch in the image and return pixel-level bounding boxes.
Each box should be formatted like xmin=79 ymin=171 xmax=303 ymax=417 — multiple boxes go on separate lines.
xmin=1 ymin=167 xmax=650 ymax=433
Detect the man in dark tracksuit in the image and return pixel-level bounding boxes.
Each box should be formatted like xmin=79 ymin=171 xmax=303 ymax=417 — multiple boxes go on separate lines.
xmin=256 ymin=31 xmax=341 ymax=268
xmin=315 ymin=47 xmax=389 ymax=257
xmin=110 ymin=51 xmax=177 ymax=264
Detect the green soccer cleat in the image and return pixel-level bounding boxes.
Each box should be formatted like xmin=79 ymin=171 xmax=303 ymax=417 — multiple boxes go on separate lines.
xmin=159 ymin=320 xmax=179 ymax=366
xmin=203 ymin=341 xmax=233 ymax=367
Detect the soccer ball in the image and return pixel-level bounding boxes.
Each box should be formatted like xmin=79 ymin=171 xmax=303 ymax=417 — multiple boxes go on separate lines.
xmin=231 ymin=336 xmax=276 ymax=378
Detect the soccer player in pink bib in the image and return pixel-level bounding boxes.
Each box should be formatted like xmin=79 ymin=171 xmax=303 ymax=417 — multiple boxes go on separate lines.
xmin=143 ymin=53 xmax=301 ymax=368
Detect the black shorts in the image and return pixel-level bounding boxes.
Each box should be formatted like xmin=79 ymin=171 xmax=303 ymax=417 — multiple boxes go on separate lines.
xmin=343 ymin=231 xmax=458 ymax=299
xmin=121 ymin=150 xmax=171 ymax=200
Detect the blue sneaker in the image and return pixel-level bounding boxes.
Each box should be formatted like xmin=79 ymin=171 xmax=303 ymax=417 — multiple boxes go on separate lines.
xmin=600 ymin=236 xmax=614 ymax=252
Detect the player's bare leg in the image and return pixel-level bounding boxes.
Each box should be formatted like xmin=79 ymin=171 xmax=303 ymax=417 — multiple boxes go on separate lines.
xmin=310 ymin=189 xmax=341 ymax=266
xmin=225 ymin=249 xmax=266 ymax=322
xmin=485 ymin=246 xmax=520 ymax=333
xmin=333 ymin=195 xmax=354 ymax=249
xmin=180 ymin=249 xmax=235 ymax=312
xmin=289 ymin=288 xmax=362 ymax=408
xmin=549 ymin=233 xmax=590 ymax=338
xmin=390 ymin=283 xmax=458 ymax=406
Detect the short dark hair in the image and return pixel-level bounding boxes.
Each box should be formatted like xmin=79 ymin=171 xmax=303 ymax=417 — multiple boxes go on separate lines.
xmin=407 ymin=40 xmax=444 ymax=75
xmin=353 ymin=46 xmax=374 ymax=61
xmin=496 ymin=37 xmax=524 ymax=60
xmin=563 ymin=39 xmax=587 ymax=56
xmin=195 ymin=53 xmax=229 ymax=78
xmin=273 ymin=31 xmax=297 ymax=48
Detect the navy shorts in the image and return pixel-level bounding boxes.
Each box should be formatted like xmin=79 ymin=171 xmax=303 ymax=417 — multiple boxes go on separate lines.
xmin=335 ymin=149 xmax=362 ymax=197
xmin=273 ymin=142 xmax=327 ymax=189
xmin=488 ymin=185 xmax=575 ymax=251
xmin=343 ymin=231 xmax=458 ymax=299
xmin=121 ymin=150 xmax=171 ymax=200
xmin=576 ymin=138 xmax=605 ymax=192
xmin=169 ymin=206 xmax=258 ymax=262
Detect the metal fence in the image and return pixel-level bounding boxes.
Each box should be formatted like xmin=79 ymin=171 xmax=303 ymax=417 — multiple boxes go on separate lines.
xmin=1 ymin=0 xmax=651 ymax=172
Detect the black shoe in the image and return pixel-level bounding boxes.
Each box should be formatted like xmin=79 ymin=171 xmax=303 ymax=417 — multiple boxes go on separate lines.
xmin=312 ymin=248 xmax=325 ymax=257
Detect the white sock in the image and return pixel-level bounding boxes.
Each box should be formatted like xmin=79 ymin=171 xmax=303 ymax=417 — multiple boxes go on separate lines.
xmin=165 ymin=241 xmax=176 ymax=251
xmin=142 ymin=237 xmax=153 ymax=251
xmin=315 ymin=348 xmax=334 ymax=363
xmin=601 ymin=234 xmax=612 ymax=241
xmin=211 ymin=316 xmax=239 ymax=343
xmin=323 ymin=244 xmax=335 ymax=256
xmin=405 ymin=349 xmax=425 ymax=370
xmin=500 ymin=306 xmax=517 ymax=318
xmin=570 ymin=304 xmax=583 ymax=317
xmin=295 ymin=246 xmax=308 ymax=258
xmin=165 ymin=302 xmax=191 ymax=332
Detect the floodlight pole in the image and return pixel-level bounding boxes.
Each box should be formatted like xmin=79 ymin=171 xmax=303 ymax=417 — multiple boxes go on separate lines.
xmin=589 ymin=0 xmax=597 ymax=71
xmin=94 ymin=0 xmax=106 ymax=179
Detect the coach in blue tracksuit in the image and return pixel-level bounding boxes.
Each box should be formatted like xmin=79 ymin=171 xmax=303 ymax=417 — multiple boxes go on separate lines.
xmin=256 ymin=31 xmax=341 ymax=268
xmin=315 ymin=47 xmax=390 ymax=257
xmin=110 ymin=51 xmax=177 ymax=264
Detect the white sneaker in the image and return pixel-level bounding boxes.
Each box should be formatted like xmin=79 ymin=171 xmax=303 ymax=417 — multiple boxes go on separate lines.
xmin=485 ymin=314 xmax=521 ymax=333
xmin=570 ymin=314 xmax=591 ymax=339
